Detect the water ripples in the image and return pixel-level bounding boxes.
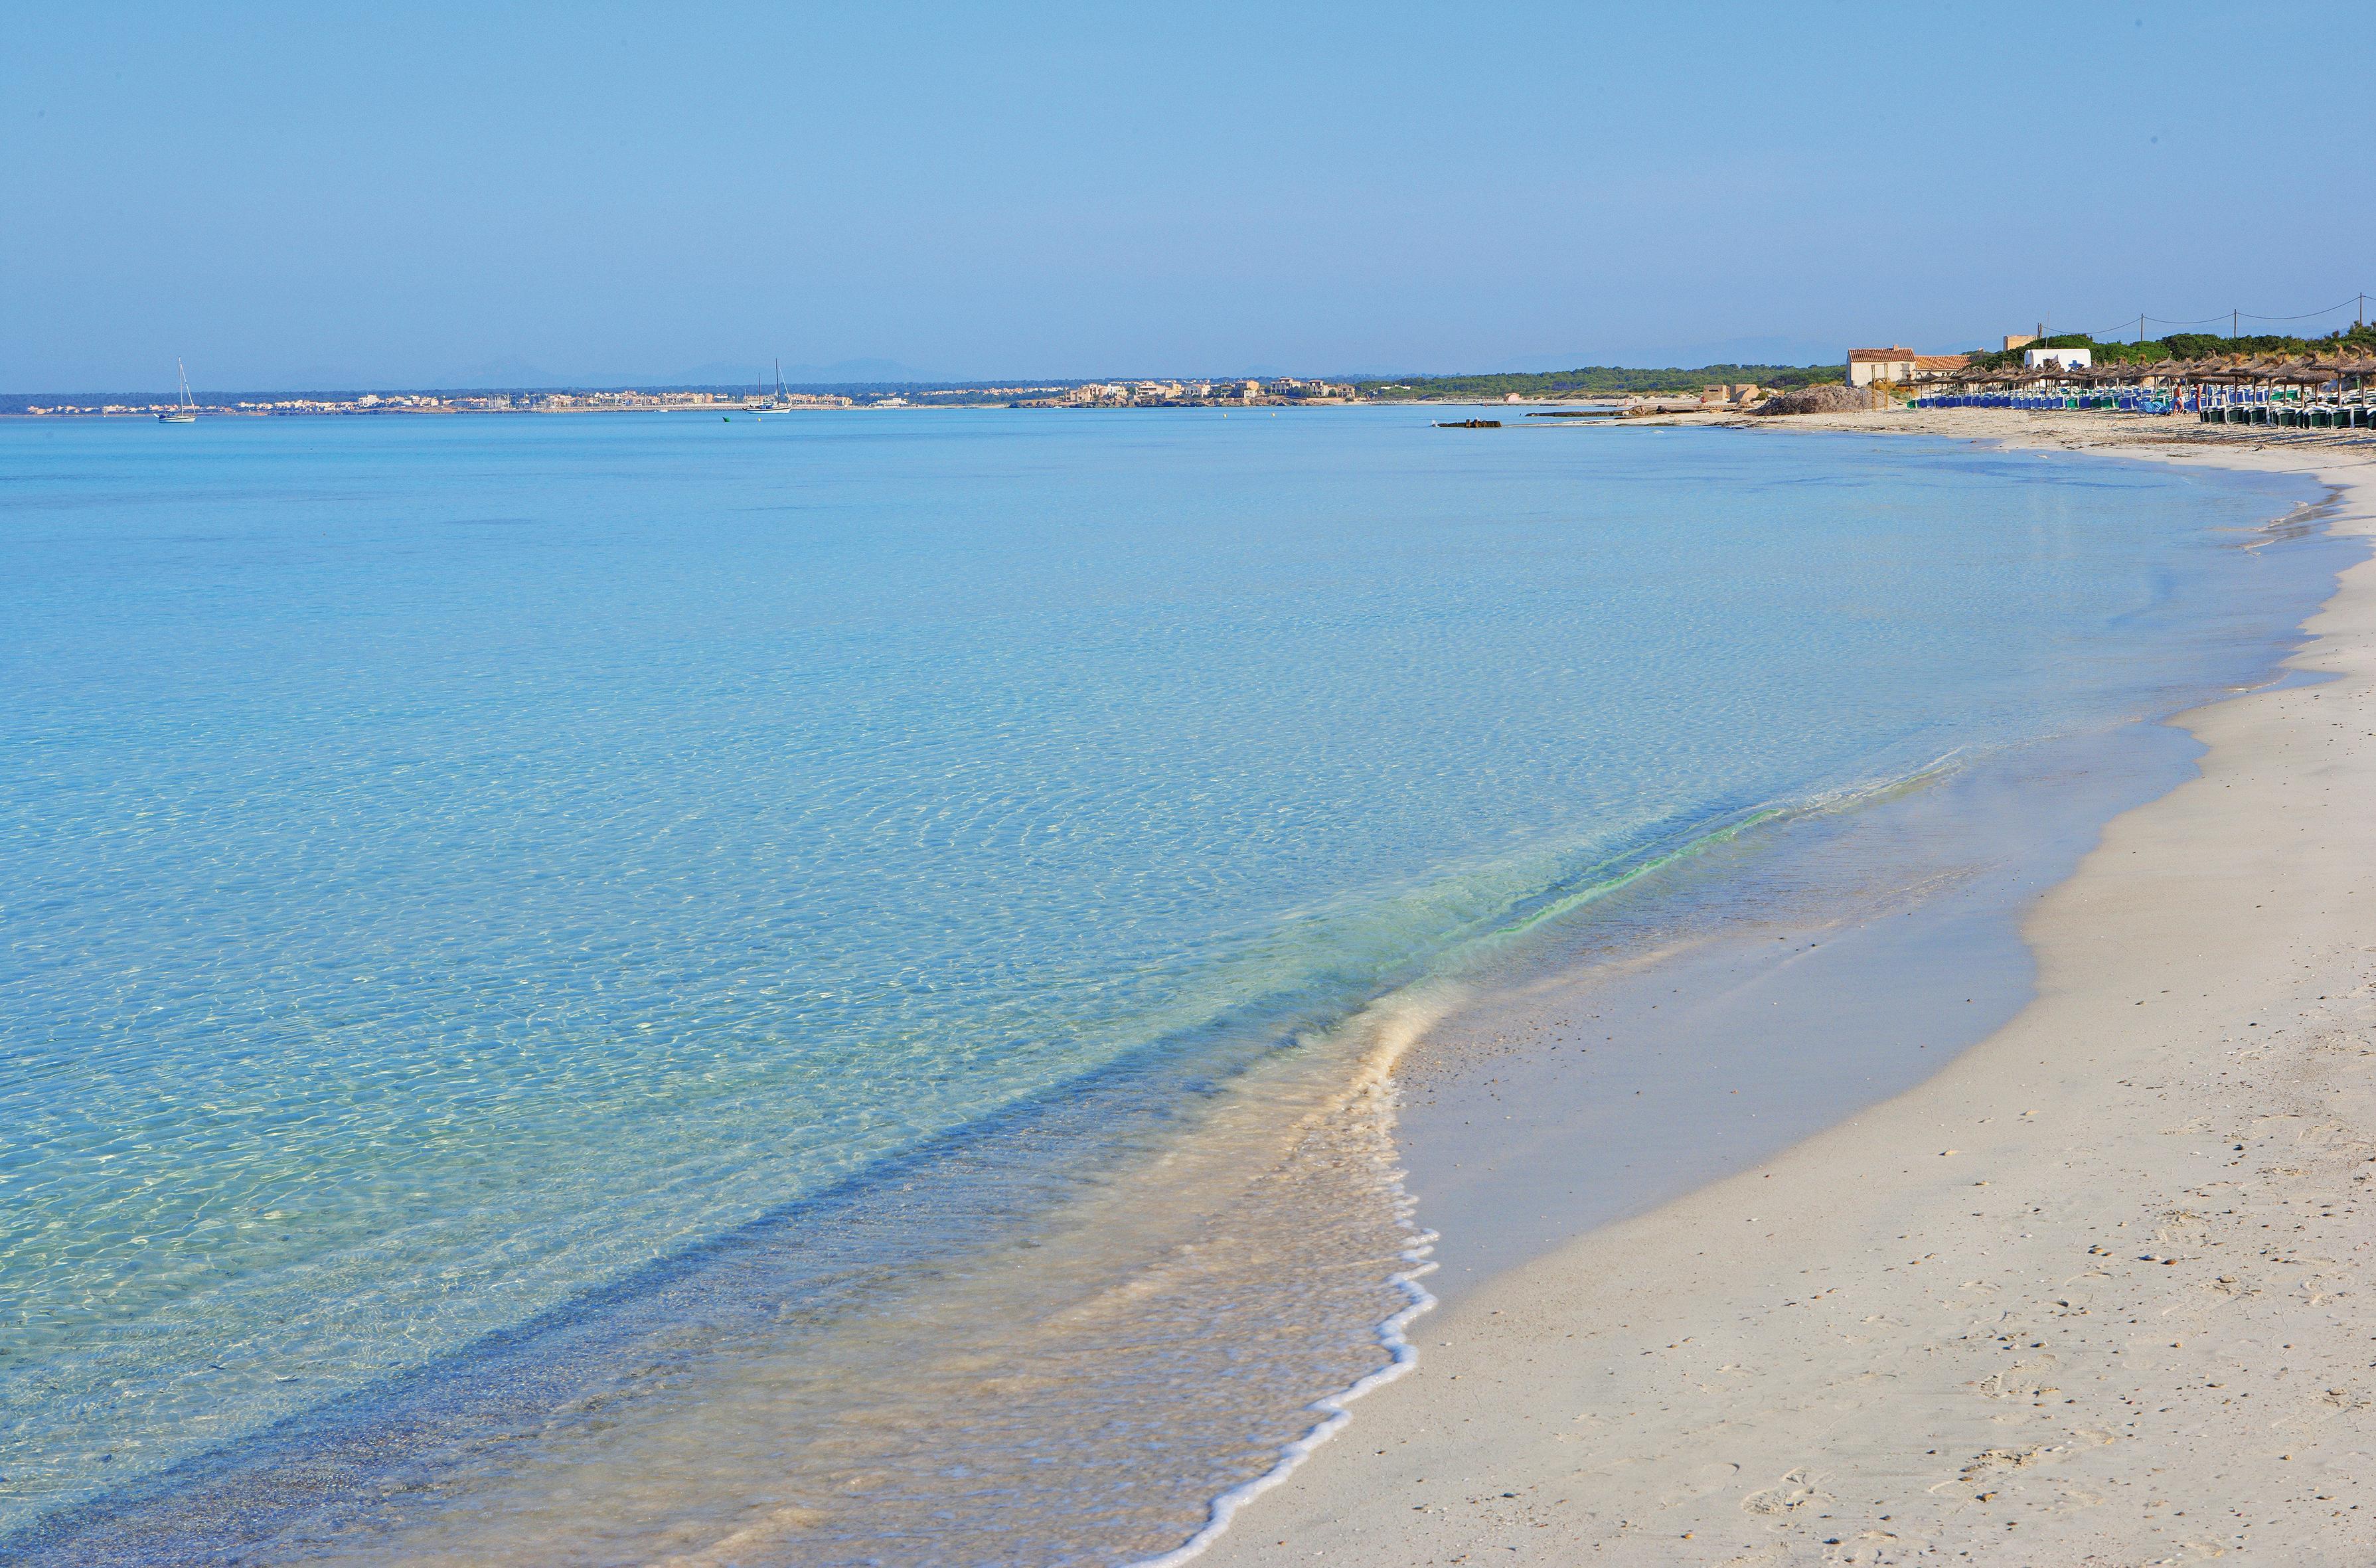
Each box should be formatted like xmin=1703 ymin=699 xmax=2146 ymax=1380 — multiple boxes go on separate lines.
xmin=0 ymin=412 xmax=2337 ymax=1559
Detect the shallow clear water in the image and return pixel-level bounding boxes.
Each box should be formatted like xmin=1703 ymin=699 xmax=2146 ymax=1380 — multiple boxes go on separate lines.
xmin=0 ymin=410 xmax=2337 ymax=1563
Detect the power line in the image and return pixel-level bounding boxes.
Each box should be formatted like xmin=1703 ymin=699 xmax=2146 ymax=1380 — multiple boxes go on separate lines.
xmin=2051 ymin=294 xmax=2371 ymax=343
xmin=2237 ymin=297 xmax=2366 ymax=323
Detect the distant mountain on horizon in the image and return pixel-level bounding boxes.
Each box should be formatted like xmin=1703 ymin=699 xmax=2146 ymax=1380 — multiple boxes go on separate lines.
xmin=434 ymin=356 xmax=570 ymax=390
xmin=1485 ymin=338 xmax=1842 ymax=375
xmin=671 ymin=356 xmax=934 ymax=388
xmin=11 ymin=346 xmax=1891 ymax=405
xmin=171 ymin=356 xmax=951 ymax=395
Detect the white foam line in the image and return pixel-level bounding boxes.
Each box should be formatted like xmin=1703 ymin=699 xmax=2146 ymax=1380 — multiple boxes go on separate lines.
xmin=1127 ymin=749 xmax=1977 ymax=1568
xmin=1125 ymin=1216 xmax=1439 ymax=1568
xmin=1119 ymin=977 xmax=1466 ymax=1565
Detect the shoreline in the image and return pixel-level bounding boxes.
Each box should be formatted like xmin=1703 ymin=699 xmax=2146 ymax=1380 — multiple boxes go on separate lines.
xmin=1398 ymin=721 xmax=2222 ymax=1311
xmin=13 ymin=410 xmax=2364 ymax=1565
xmin=1196 ymin=415 xmax=2376 ymax=1563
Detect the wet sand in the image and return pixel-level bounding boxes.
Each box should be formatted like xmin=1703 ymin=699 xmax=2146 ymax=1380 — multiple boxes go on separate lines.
xmin=1198 ymin=416 xmax=2376 ymax=1563
xmin=1402 ymin=724 xmax=2214 ymax=1310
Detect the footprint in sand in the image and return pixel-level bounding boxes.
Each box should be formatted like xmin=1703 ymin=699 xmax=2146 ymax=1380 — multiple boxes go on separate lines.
xmin=1740 ymin=1467 xmax=1828 ymax=1516
xmin=1974 ymin=1356 xmax=2060 ymax=1399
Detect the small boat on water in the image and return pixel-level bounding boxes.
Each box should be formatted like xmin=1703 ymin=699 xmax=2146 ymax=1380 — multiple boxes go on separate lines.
xmin=1433 ymin=418 xmax=1501 ymax=428
xmin=159 ymin=360 xmax=198 ymax=422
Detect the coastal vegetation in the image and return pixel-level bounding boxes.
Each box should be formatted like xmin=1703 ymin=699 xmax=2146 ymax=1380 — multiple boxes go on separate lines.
xmin=1355 ymin=362 xmax=1845 ymax=402
xmin=1961 ymin=322 xmax=2376 ymax=372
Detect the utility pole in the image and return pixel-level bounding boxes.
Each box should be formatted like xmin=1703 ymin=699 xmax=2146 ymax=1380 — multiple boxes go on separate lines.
xmin=2138 ymin=313 xmax=2146 ymax=345
xmin=2233 ymin=309 xmax=2239 ymax=341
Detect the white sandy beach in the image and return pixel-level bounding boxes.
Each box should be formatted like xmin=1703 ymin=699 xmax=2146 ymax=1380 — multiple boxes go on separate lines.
xmin=1201 ymin=416 xmax=2376 ymax=1565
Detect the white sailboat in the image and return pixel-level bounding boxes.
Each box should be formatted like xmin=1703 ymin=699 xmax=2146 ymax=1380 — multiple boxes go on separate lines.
xmin=159 ymin=360 xmax=198 ymax=422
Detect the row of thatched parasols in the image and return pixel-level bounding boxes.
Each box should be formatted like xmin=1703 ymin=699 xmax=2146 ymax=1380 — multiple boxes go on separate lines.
xmin=1942 ymin=352 xmax=2376 ymax=392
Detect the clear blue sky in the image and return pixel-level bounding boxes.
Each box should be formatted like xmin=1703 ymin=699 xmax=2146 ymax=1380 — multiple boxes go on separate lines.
xmin=7 ymin=3 xmax=2373 ymax=392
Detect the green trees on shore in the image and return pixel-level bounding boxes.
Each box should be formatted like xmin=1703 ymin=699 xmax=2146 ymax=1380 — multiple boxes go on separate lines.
xmin=1365 ymin=321 xmax=2376 ymax=402
xmin=1964 ymin=323 xmax=2376 ymax=372
xmin=1356 ymin=362 xmax=1846 ymax=402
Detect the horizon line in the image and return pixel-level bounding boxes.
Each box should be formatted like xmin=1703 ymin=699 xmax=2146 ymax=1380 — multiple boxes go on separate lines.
xmin=3 ymin=360 xmax=1865 ymax=403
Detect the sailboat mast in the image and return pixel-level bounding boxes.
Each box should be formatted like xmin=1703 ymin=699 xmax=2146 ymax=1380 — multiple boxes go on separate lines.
xmin=161 ymin=358 xmax=198 ymax=420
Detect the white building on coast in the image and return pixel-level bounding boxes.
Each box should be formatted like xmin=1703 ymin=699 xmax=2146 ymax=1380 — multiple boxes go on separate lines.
xmin=2023 ymin=346 xmax=2093 ymax=371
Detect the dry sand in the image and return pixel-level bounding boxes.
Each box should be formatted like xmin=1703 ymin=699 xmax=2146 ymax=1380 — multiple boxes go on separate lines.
xmin=1199 ymin=414 xmax=2376 ymax=1565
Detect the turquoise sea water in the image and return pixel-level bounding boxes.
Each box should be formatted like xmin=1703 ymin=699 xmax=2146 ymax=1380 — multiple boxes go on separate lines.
xmin=0 ymin=410 xmax=2340 ymax=1563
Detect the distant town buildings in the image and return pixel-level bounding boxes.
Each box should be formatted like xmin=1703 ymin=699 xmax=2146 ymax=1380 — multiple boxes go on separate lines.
xmin=2023 ymin=346 xmax=2092 ymax=371
xmin=1269 ymin=378 xmax=1358 ymax=402
xmin=12 ymin=376 xmax=1365 ymax=420
xmin=1054 ymin=377 xmax=1356 ymax=409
